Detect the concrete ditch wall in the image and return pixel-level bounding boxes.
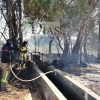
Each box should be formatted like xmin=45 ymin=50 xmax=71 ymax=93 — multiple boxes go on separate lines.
xmin=43 ymin=66 xmax=100 ymax=100
xmin=31 ymin=63 xmax=67 ymax=100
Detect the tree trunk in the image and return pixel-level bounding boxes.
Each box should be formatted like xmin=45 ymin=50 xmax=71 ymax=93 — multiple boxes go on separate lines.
xmin=84 ymin=33 xmax=88 ymax=62
xmin=2 ymin=0 xmax=18 ymax=46
xmin=70 ymin=22 xmax=87 ymax=64
xmin=97 ymin=23 xmax=100 ymax=63
xmin=18 ymin=0 xmax=24 ymax=44
xmin=49 ymin=36 xmax=54 ymax=54
xmin=2 ymin=0 xmax=24 ymax=58
xmin=5 ymin=0 xmax=13 ymax=38
xmin=62 ymin=39 xmax=69 ymax=66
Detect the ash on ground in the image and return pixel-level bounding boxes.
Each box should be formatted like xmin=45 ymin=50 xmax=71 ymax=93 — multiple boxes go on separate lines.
xmin=62 ymin=64 xmax=100 ymax=96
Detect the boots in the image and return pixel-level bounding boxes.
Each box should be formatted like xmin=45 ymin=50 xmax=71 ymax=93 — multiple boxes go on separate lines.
xmin=23 ymin=60 xmax=27 ymax=69
xmin=15 ymin=59 xmax=26 ymax=70
xmin=1 ymin=83 xmax=13 ymax=92
xmin=0 ymin=82 xmax=7 ymax=92
xmin=16 ymin=64 xmax=26 ymax=70
xmin=16 ymin=64 xmax=22 ymax=70
xmin=16 ymin=60 xmax=22 ymax=70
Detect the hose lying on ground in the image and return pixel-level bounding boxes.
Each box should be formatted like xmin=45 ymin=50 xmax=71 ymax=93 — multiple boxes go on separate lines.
xmin=10 ymin=63 xmax=57 ymax=82
xmin=10 ymin=70 xmax=21 ymax=84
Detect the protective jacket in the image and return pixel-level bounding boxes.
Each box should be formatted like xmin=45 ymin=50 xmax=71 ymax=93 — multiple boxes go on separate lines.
xmin=1 ymin=43 xmax=18 ymax=63
xmin=20 ymin=46 xmax=27 ymax=53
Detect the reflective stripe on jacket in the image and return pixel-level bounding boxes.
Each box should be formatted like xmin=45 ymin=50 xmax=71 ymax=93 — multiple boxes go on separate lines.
xmin=2 ymin=50 xmax=11 ymax=52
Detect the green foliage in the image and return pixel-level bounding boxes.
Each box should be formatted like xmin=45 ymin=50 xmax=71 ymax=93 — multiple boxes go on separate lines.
xmin=65 ymin=0 xmax=92 ymax=19
xmin=24 ymin=0 xmax=98 ymax=20
xmin=24 ymin=0 xmax=67 ymax=21
xmin=23 ymin=0 xmax=98 ymax=35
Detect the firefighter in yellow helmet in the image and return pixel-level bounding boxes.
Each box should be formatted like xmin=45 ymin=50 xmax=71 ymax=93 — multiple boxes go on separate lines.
xmin=17 ymin=41 xmax=28 ymax=70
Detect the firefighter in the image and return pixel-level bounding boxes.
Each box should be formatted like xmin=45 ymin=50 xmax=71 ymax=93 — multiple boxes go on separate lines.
xmin=17 ymin=41 xmax=28 ymax=70
xmin=1 ymin=39 xmax=19 ymax=91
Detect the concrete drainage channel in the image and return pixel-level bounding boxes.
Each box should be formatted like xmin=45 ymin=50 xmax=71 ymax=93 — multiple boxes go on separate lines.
xmin=32 ymin=64 xmax=67 ymax=100
xmin=39 ymin=65 xmax=100 ymax=100
xmin=31 ymin=61 xmax=100 ymax=100
xmin=32 ymin=64 xmax=76 ymax=100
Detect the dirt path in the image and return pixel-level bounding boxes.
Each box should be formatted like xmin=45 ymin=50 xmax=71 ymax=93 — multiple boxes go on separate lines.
xmin=0 ymin=87 xmax=42 ymax=100
xmin=0 ymin=88 xmax=32 ymax=100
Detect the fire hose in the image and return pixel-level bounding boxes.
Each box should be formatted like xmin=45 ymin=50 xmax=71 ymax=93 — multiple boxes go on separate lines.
xmin=10 ymin=62 xmax=56 ymax=82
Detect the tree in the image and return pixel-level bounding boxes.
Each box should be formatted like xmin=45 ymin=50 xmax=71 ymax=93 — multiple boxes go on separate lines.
xmin=67 ymin=0 xmax=99 ymax=64
xmin=1 ymin=0 xmax=25 ymax=58
xmin=1 ymin=0 xmax=23 ymax=45
xmin=24 ymin=0 xmax=67 ymax=21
